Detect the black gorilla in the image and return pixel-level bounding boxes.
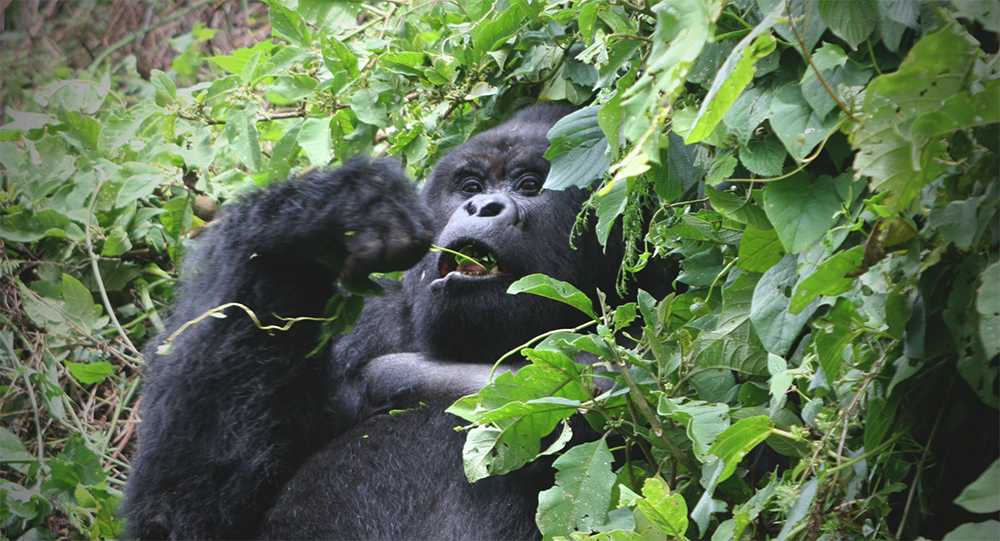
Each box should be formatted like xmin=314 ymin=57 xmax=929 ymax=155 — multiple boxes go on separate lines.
xmin=122 ymin=104 xmax=623 ymax=539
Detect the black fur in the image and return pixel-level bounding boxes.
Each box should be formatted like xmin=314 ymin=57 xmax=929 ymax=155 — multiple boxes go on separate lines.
xmin=123 ymin=104 xmax=619 ymax=539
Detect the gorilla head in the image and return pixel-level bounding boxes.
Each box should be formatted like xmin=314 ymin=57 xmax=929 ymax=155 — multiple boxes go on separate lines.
xmin=405 ymin=104 xmax=616 ymax=363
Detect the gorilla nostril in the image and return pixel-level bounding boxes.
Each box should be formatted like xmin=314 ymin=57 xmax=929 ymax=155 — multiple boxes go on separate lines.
xmin=477 ymin=201 xmax=504 ymax=218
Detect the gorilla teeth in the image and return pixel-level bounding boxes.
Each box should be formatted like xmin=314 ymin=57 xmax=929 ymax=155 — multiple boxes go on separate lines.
xmin=440 ymin=242 xmax=502 ymax=278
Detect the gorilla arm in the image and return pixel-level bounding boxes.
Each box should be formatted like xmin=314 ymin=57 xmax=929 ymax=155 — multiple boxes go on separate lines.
xmin=122 ymin=159 xmax=432 ymax=540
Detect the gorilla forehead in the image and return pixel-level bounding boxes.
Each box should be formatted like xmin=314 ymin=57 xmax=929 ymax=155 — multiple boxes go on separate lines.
xmin=422 ymin=104 xmax=575 ymax=200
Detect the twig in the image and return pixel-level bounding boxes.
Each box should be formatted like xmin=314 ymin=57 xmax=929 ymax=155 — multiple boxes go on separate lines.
xmin=725 ymin=119 xmax=844 ymax=183
xmin=87 ymin=0 xmax=217 ymax=72
xmin=786 ymin=2 xmax=856 ymax=121
xmin=2 ymin=334 xmax=44 ymax=485
xmin=176 ymin=108 xmax=309 ymax=126
xmin=85 ymin=181 xmax=143 ymax=359
xmin=488 ymin=320 xmax=598 ymax=380
xmin=896 ymin=377 xmax=955 ymax=539
xmin=156 ymin=302 xmax=340 ymax=355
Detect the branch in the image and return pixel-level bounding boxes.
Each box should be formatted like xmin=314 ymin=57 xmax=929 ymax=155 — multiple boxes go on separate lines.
xmin=85 ymin=180 xmax=143 ymax=360
xmin=87 ymin=0 xmax=218 ymax=72
xmin=786 ymin=2 xmax=856 ymax=121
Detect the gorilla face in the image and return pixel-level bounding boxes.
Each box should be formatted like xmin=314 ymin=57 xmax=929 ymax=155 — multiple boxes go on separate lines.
xmin=405 ymin=106 xmax=610 ymax=363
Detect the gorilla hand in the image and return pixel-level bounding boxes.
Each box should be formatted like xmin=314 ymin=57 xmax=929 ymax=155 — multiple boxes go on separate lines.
xmin=236 ymin=157 xmax=433 ymax=292
xmin=335 ymin=160 xmax=433 ymax=292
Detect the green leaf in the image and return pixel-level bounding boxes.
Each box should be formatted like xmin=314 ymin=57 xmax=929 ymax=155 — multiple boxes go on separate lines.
xmin=739 ymin=134 xmax=786 ymax=176
xmin=691 ymin=274 xmax=770 ymax=376
xmin=348 ymin=89 xmax=388 ymax=127
xmin=768 ymin=83 xmax=840 ymax=162
xmin=763 ymin=173 xmax=846 ymax=254
xmin=849 ymin=22 xmax=979 ymax=212
xmin=595 ymin=178 xmax=628 ymax=247
xmin=799 ymin=42 xmax=872 ymax=118
xmin=227 ymin=108 xmax=263 ymax=172
xmin=150 ymin=70 xmax=177 ymax=107
xmin=775 ymin=479 xmax=818 ymax=541
xmin=450 ymin=349 xmax=589 ymax=481
xmin=634 ymin=477 xmax=688 ymax=539
xmin=544 ymin=106 xmax=610 ymax=190
xmin=622 ymin=0 xmax=716 ymax=143
xmin=818 ymin=0 xmax=877 ymax=49
xmin=738 ymin=226 xmax=784 ymax=273
xmin=34 ymin=78 xmax=108 ymax=114
xmin=956 ymin=460 xmax=1000 ymax=514
xmin=265 ymin=75 xmax=317 ymax=105
xmin=658 ymin=397 xmax=730 ymax=460
xmin=65 ymin=361 xmax=114 ymax=386
xmin=751 ymin=255 xmax=820 ymax=356
xmin=759 ymin=0 xmax=826 ymax=56
xmin=976 ymin=262 xmax=1000 ymax=360
xmin=723 ymin=85 xmax=772 ymax=146
xmin=953 ymin=0 xmax=1000 ymax=32
xmin=686 ymin=26 xmax=777 ymax=143
xmin=0 ymin=427 xmax=33 ymax=464
xmin=61 ymin=274 xmax=103 ymax=329
xmin=928 ymin=196 xmax=982 ymax=250
xmin=789 ymin=246 xmax=864 ymax=314
xmin=297 ymin=117 xmax=333 ymax=167
xmin=706 ymin=187 xmax=769 ymax=229
xmin=269 ymin=4 xmax=311 ymax=46
xmin=508 ymin=274 xmax=596 ymax=319
xmin=0 ymin=209 xmax=71 ymax=242
xmin=706 ymin=415 xmax=773 ymax=483
xmin=536 ymin=438 xmax=616 ymax=538
xmin=269 ymin=121 xmax=302 ymax=182
xmin=115 ymin=163 xmax=170 ymax=207
xmin=101 ymin=227 xmax=132 ymax=257
xmin=942 ymin=520 xmax=1000 ymax=541
xmin=471 ymin=0 xmax=538 ymax=62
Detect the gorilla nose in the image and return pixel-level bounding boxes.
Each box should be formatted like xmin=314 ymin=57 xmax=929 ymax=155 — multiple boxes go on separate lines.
xmin=463 ymin=194 xmax=519 ymax=224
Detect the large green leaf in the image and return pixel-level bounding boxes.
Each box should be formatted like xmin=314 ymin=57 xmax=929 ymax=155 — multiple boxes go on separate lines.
xmin=686 ymin=4 xmax=780 ymax=144
xmin=976 ymin=262 xmax=1000 ymax=360
xmin=789 ymin=246 xmax=864 ymax=313
xmin=707 ymin=415 xmax=773 ymax=483
xmin=508 ymin=274 xmax=597 ymax=319
xmin=763 ymin=173 xmax=846 ymax=254
xmin=955 ymin=460 xmax=1000 ymax=514
xmin=799 ymin=42 xmax=872 ymax=117
xmin=536 ymin=438 xmax=616 ymax=537
xmin=297 ymin=116 xmax=333 ymax=167
xmin=751 ymin=255 xmax=820 ymax=356
xmin=849 ymin=22 xmax=980 ymax=212
xmin=818 ymin=0 xmax=877 ymax=49
xmin=633 ymin=477 xmax=688 ymax=539
xmin=768 ymin=83 xmax=840 ymax=162
xmin=544 ymin=106 xmax=610 ymax=190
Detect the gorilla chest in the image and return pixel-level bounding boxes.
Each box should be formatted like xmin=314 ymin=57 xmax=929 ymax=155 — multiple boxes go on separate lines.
xmin=261 ymin=405 xmax=548 ymax=540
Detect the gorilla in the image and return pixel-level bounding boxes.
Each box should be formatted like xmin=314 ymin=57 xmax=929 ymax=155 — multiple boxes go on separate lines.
xmin=122 ymin=104 xmax=625 ymax=539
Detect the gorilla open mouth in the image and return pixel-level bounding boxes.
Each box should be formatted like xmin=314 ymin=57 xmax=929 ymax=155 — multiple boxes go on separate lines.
xmin=437 ymin=239 xmax=506 ymax=279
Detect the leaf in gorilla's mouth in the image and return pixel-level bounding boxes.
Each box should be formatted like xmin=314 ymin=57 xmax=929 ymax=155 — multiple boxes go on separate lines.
xmin=436 ymin=241 xmax=503 ymax=278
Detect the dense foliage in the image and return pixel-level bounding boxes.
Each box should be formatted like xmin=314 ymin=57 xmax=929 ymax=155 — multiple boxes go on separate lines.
xmin=1 ymin=0 xmax=998 ymax=539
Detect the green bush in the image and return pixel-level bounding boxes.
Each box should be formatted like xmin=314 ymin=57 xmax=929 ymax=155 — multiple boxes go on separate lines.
xmin=1 ymin=1 xmax=997 ymax=539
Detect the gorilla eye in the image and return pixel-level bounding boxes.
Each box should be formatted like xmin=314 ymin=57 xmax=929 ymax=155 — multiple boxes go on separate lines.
xmin=460 ymin=178 xmax=484 ymax=194
xmin=516 ymin=175 xmax=542 ymax=195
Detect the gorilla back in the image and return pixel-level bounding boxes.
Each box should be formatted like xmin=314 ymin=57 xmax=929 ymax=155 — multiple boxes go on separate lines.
xmin=122 ymin=104 xmax=618 ymax=539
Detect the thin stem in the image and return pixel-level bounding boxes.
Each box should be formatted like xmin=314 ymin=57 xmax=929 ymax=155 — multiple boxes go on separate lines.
xmin=87 ymin=0 xmax=217 ymax=72
xmin=85 ymin=181 xmax=143 ymax=359
xmin=896 ymin=377 xmax=955 ymax=539
xmin=488 ymin=320 xmax=598 ymax=380
xmin=786 ymin=2 xmax=856 ymax=121
xmin=725 ymin=119 xmax=843 ymax=183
